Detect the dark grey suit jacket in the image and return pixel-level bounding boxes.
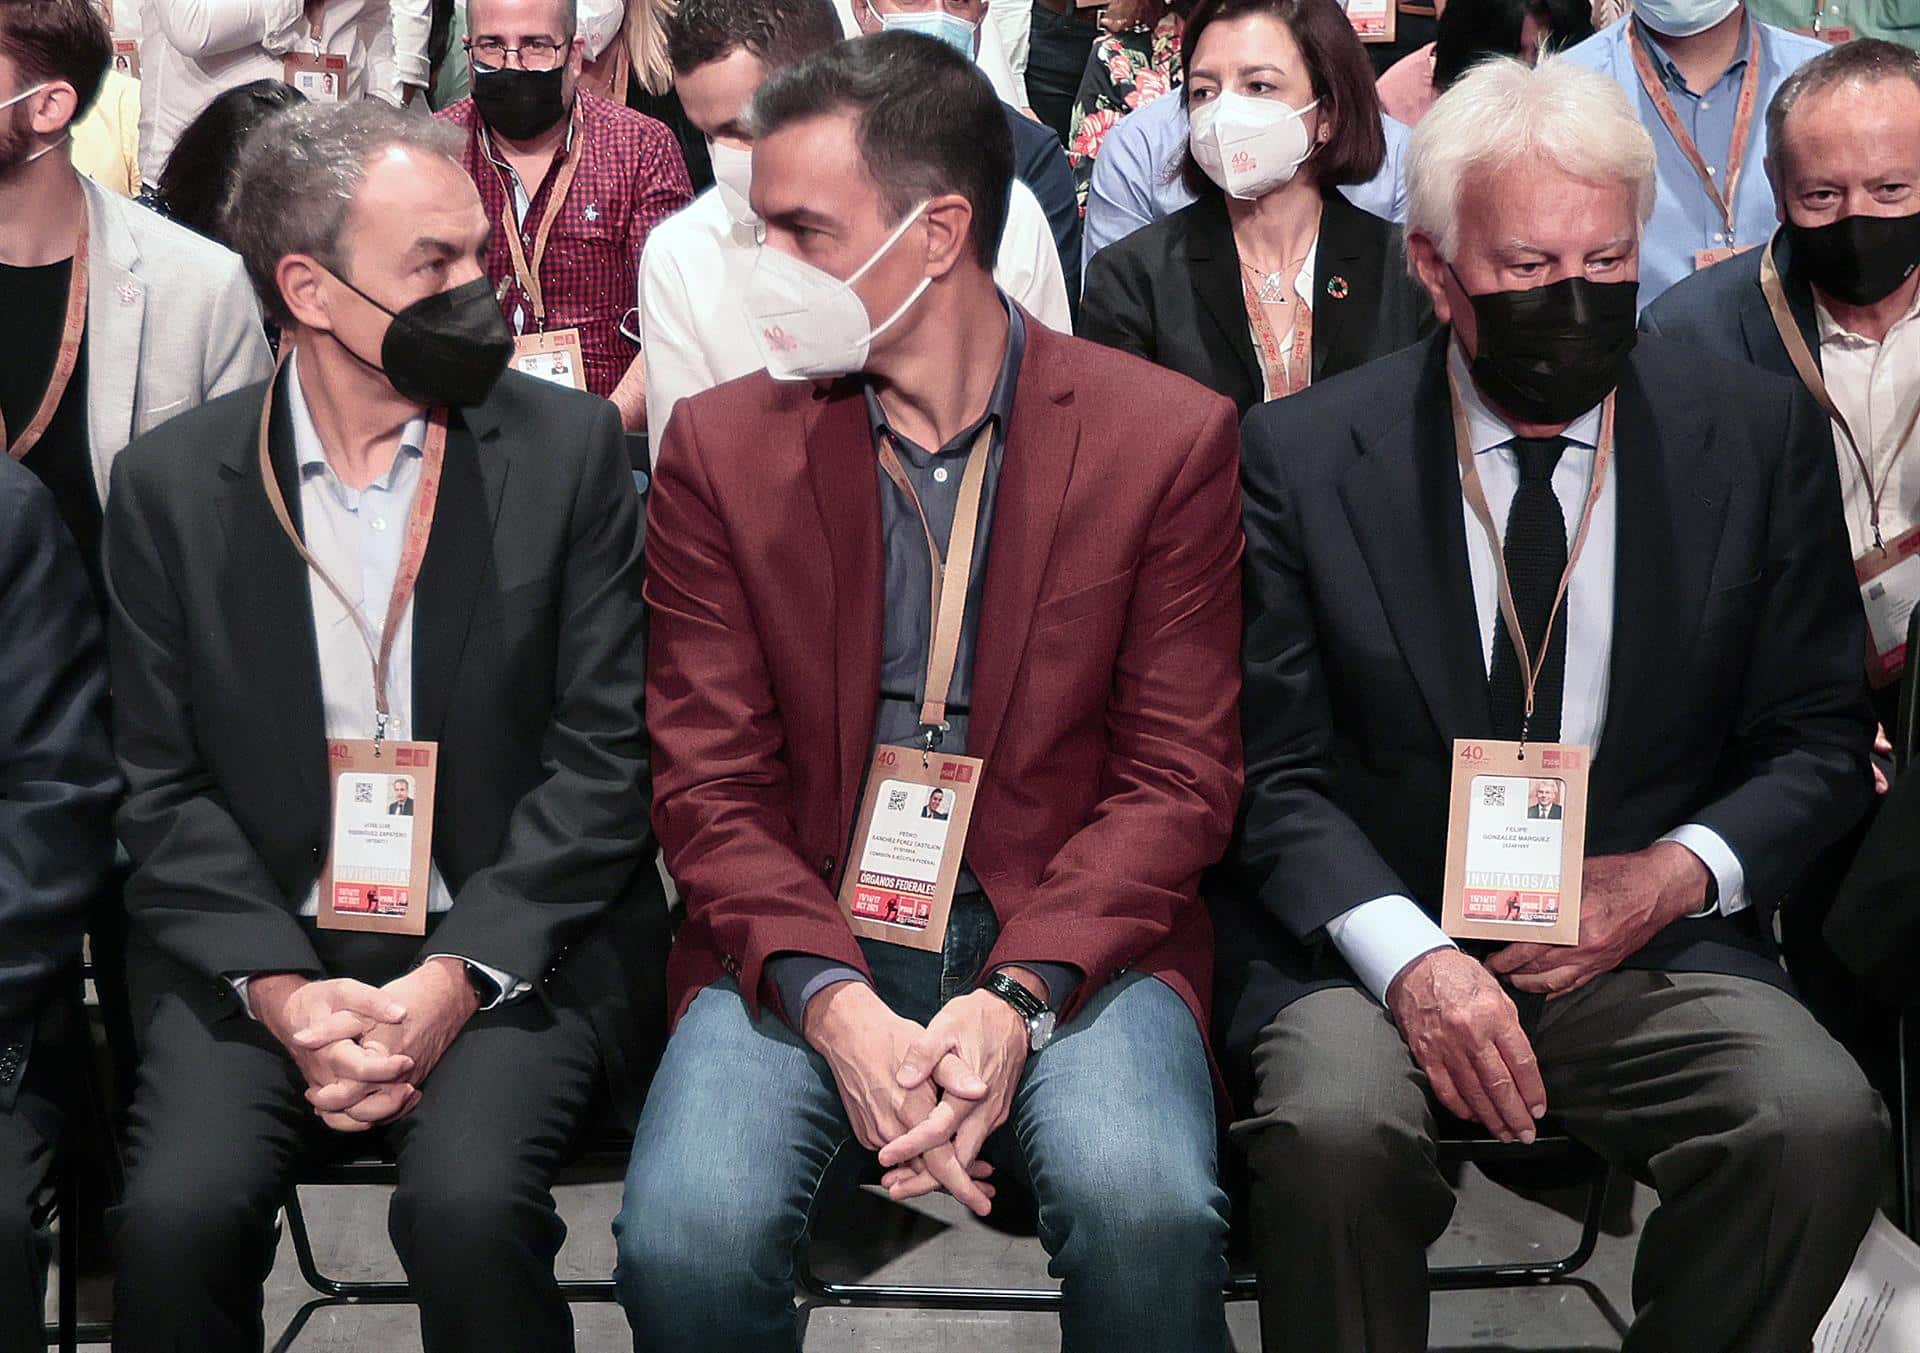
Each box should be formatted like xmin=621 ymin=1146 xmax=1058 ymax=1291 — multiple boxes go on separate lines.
xmin=103 ymin=371 xmax=669 ymax=1125
xmin=1216 ymin=331 xmax=1876 ymax=1089
xmin=0 ymin=457 xmax=118 ymax=1110
xmin=1639 ymin=232 xmax=1818 ymax=384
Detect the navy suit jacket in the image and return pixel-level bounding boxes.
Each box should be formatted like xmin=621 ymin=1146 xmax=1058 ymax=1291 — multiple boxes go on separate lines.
xmin=1004 ymin=102 xmax=1083 ymax=298
xmin=1216 ymin=331 xmax=1875 ymax=1093
xmin=1639 ymin=232 xmax=1820 ymax=383
xmin=0 ymin=457 xmax=117 ymax=1109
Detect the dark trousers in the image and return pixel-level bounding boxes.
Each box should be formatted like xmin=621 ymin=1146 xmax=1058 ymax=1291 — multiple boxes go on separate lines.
xmin=1026 ymin=2 xmax=1102 ymax=146
xmin=108 ymin=940 xmax=603 ymax=1353
xmin=1235 ymin=972 xmax=1886 ymax=1353
xmin=0 ymin=1030 xmax=60 ymax=1353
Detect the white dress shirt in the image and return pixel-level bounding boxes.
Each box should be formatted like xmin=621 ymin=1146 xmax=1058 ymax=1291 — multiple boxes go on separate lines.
xmin=1323 ymin=343 xmax=1749 ymax=1004
xmin=233 ymin=355 xmax=522 ymax=1011
xmin=135 ymin=0 xmax=422 ymax=179
xmin=1815 ymin=287 xmax=1920 ymax=558
xmin=637 ymin=181 xmax=1071 ymax=458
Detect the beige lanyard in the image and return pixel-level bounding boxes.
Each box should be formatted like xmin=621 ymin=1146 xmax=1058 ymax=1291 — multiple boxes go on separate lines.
xmin=1760 ymin=232 xmax=1920 ymax=553
xmin=5 ymin=213 xmax=88 ymax=462
xmin=1627 ymin=20 xmax=1760 ymax=240
xmin=495 ymin=109 xmax=584 ymax=331
xmin=1448 ymin=365 xmax=1616 ymax=745
xmin=256 ymin=354 xmax=449 ymax=747
xmin=876 ymin=423 xmax=994 ymax=753
xmin=1241 ymin=273 xmax=1314 ymax=400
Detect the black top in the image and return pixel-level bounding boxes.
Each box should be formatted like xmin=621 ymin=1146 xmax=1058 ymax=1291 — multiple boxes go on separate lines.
xmin=625 ymin=77 xmax=713 ymax=194
xmin=0 ymin=258 xmax=101 ymax=597
xmin=1079 ymin=189 xmax=1437 ymax=417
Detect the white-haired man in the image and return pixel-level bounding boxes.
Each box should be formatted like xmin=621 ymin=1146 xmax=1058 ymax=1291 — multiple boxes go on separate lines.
xmin=1222 ymin=55 xmax=1884 ymax=1353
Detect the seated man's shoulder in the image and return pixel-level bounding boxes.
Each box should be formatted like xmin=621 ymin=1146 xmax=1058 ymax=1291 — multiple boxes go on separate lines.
xmin=671 ymin=370 xmax=822 ymax=465
xmin=1040 ymin=325 xmax=1239 ymax=471
xmin=112 ymin=382 xmax=266 ymax=494
xmin=102 ymin=188 xmax=250 ymax=289
xmin=642 ymin=189 xmax=728 ymax=262
xmin=1241 ymin=340 xmax=1434 ymax=483
xmin=1641 ymin=243 xmax=1765 ymax=340
xmin=0 ymin=453 xmax=60 ymax=528
xmin=487 ymin=370 xmax=622 ymax=454
xmin=585 ymin=90 xmax=682 ymax=154
xmin=1558 ymin=19 xmax=1625 ymax=67
xmin=1761 ymin=20 xmax=1834 ymax=66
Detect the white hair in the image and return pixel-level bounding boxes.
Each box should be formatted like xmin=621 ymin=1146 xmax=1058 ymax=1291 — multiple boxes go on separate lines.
xmin=1404 ymin=55 xmax=1657 ymax=263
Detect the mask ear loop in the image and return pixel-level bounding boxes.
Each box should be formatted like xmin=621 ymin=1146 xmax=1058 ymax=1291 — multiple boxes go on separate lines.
xmin=842 ymin=200 xmax=935 ymax=346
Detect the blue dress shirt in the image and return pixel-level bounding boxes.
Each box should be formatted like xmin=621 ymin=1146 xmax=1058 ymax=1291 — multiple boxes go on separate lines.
xmin=1560 ymin=14 xmax=1825 ymax=308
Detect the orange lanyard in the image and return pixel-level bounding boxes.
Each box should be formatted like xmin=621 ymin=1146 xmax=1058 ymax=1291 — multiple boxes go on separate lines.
xmin=876 ymin=423 xmax=993 ymax=745
xmin=5 ymin=213 xmax=88 ymax=462
xmin=1627 ymin=20 xmax=1760 ymax=239
xmin=256 ymin=354 xmax=448 ymax=746
xmin=494 ymin=110 xmax=583 ymax=331
xmin=1241 ymin=273 xmax=1314 ymax=399
xmin=1449 ymin=365 xmax=1616 ymax=745
xmin=1760 ymin=233 xmax=1920 ymax=552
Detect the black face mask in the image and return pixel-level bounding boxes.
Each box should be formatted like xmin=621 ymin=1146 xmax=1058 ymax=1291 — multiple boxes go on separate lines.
xmin=471 ymin=63 xmax=569 ymax=141
xmin=1786 ymin=211 xmax=1920 ymax=308
xmin=335 ymin=274 xmax=515 ymax=408
xmin=1455 ymin=272 xmax=1640 ymax=425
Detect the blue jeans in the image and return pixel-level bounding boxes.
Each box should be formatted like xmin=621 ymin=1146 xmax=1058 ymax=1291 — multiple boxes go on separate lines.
xmin=612 ymin=937 xmax=1228 ymax=1352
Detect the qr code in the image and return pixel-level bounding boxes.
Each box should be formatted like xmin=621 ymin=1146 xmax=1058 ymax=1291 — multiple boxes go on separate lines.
xmin=1481 ymin=783 xmax=1507 ymax=808
xmin=354 ymin=782 xmax=374 ymax=806
xmin=886 ymin=789 xmax=909 ymax=811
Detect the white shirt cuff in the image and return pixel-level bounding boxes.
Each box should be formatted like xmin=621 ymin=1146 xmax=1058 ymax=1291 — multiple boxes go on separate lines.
xmin=1659 ymin=825 xmax=1750 ymax=917
xmin=1324 ymin=894 xmax=1457 ymax=1006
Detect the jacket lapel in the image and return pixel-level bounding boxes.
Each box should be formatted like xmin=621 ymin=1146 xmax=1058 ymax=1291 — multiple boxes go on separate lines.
xmin=218 ymin=377 xmax=329 ymax=814
xmin=82 ymin=179 xmax=143 ymax=502
xmin=1339 ymin=334 xmax=1493 ymax=742
xmin=1186 ymin=194 xmax=1264 ymax=399
xmin=804 ymin=383 xmax=887 ymax=823
xmin=1309 ymin=192 xmax=1378 ymax=382
xmin=1742 ymin=231 xmax=1822 ymax=374
xmin=412 ymin=403 xmax=509 ymax=745
xmin=967 ymin=323 xmax=1081 ymax=772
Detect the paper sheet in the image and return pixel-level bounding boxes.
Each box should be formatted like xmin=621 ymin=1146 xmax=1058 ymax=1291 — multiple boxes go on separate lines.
xmin=1817 ymin=1213 xmax=1920 ymax=1353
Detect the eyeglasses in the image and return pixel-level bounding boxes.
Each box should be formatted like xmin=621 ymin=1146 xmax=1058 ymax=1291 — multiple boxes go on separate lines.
xmin=465 ymin=36 xmax=569 ymax=70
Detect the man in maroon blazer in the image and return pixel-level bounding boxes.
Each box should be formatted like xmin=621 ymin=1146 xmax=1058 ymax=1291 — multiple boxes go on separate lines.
xmin=613 ymin=32 xmax=1244 ymax=1353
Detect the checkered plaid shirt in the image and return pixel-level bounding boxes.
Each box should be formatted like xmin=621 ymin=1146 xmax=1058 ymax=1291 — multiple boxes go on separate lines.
xmin=440 ymin=89 xmax=692 ymax=399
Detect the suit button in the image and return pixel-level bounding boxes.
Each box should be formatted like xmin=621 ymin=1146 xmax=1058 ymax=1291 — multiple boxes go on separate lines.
xmin=722 ymin=954 xmax=740 ymax=975
xmin=311 ymin=845 xmax=323 ymax=861
xmin=819 ymin=856 xmax=835 ymax=877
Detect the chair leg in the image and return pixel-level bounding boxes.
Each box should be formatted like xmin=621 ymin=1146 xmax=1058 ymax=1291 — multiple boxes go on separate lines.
xmin=281 ymin=1191 xmax=410 ymax=1302
xmin=1429 ymin=1161 xmax=1608 ymax=1289
xmin=57 ymin=1153 xmax=78 ymax=1353
xmin=1900 ymin=1011 xmax=1914 ymax=1240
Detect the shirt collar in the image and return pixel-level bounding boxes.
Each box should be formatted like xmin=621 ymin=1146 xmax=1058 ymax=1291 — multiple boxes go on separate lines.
xmin=864 ymin=295 xmax=1027 ymax=454
xmin=1633 ymin=12 xmax=1752 ymax=92
xmin=285 ymin=350 xmax=429 ymax=486
xmin=1814 ymin=284 xmax=1920 ymax=348
xmin=1447 ymin=339 xmax=1605 ymax=455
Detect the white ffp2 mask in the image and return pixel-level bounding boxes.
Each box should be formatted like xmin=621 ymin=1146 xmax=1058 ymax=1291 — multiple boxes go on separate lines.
xmin=706 ymin=139 xmax=755 ymax=226
xmin=1188 ymin=91 xmax=1320 ymax=201
xmin=743 ymin=201 xmax=932 ymax=382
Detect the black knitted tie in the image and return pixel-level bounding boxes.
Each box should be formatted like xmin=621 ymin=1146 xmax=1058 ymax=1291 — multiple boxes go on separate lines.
xmin=1488 ymin=436 xmax=1568 ymax=742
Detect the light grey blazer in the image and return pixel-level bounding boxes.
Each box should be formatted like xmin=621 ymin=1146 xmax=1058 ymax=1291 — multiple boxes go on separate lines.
xmin=82 ymin=175 xmax=273 ymax=504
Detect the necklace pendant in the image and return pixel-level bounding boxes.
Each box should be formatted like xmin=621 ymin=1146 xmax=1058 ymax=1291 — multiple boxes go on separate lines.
xmin=1257 ymin=272 xmax=1288 ymax=305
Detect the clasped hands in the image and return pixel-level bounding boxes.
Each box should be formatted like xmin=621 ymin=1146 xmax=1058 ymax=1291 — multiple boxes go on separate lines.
xmin=1385 ymin=843 xmax=1709 ymax=1145
xmin=252 ymin=957 xmax=480 ymax=1133
xmin=803 ymin=973 xmax=1039 ymax=1218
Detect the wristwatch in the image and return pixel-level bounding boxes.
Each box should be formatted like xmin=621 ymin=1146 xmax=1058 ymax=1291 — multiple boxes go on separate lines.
xmin=982 ymin=971 xmax=1056 ymax=1053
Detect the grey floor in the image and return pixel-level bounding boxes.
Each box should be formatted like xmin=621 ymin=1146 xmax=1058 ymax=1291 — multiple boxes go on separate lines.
xmin=60 ymin=1162 xmax=1650 ymax=1351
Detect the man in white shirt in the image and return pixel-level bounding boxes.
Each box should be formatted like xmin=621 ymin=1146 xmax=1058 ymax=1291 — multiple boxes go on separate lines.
xmin=642 ymin=0 xmax=1069 ymax=456
xmin=1643 ymin=38 xmax=1920 ymax=720
xmin=135 ymin=0 xmax=431 ymax=178
xmin=1226 ymin=56 xmax=1883 ymax=1353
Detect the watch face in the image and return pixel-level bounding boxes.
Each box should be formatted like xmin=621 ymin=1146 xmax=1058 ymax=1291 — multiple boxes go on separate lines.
xmin=1030 ymin=1010 xmax=1057 ymax=1052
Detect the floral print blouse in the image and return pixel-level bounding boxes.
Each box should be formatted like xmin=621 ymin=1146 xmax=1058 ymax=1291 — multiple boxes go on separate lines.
xmin=1066 ymin=14 xmax=1184 ymax=213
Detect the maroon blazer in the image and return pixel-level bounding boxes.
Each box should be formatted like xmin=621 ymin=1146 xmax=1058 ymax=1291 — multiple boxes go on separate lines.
xmin=646 ymin=315 xmax=1244 ymax=1046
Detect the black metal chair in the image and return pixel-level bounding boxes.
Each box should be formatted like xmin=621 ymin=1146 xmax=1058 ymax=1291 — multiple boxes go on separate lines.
xmin=1892 ymin=602 xmax=1920 ymax=1238
xmin=796 ymin=1127 xmax=1627 ymax=1338
xmin=270 ymin=1135 xmax=631 ymax=1353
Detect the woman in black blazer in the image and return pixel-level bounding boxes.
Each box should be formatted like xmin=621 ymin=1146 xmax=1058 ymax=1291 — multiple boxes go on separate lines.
xmin=1079 ymin=0 xmax=1434 ymax=415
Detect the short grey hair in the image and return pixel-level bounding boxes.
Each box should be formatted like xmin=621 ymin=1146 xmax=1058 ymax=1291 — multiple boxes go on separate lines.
xmin=1767 ymin=38 xmax=1920 ymax=175
xmin=1405 ymin=55 xmax=1656 ymax=263
xmin=464 ymin=0 xmax=578 ymax=40
xmin=223 ymin=101 xmax=466 ymax=326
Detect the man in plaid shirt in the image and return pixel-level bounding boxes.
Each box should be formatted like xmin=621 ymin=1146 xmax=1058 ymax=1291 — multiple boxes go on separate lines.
xmin=440 ymin=0 xmax=692 ymax=430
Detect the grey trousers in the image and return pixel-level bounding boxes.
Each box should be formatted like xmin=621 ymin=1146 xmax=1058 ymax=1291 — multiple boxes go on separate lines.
xmin=1233 ymin=971 xmax=1887 ymax=1353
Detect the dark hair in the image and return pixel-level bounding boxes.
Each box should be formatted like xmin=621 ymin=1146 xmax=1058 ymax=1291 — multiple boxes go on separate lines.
xmin=158 ymin=81 xmax=305 ymax=244
xmin=0 ymin=0 xmax=110 ymax=123
xmin=1767 ymin=37 xmax=1920 ymax=172
xmin=749 ymin=32 xmax=1012 ymax=268
xmin=1431 ymin=0 xmax=1591 ymax=90
xmin=666 ymin=0 xmax=841 ymax=76
xmin=1178 ymin=0 xmax=1386 ymax=195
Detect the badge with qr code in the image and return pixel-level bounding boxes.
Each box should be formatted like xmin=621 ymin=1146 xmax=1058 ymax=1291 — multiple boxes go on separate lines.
xmin=317 ymin=738 xmax=437 ymax=935
xmin=836 ymin=745 xmax=983 ymax=952
xmin=1440 ymin=739 xmax=1587 ymax=946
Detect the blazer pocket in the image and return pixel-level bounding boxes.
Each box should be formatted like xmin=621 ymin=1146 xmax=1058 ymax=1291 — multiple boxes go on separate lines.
xmin=1033 ymin=571 xmax=1133 ymax=630
xmin=1698 ymin=571 xmax=1765 ymax=630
